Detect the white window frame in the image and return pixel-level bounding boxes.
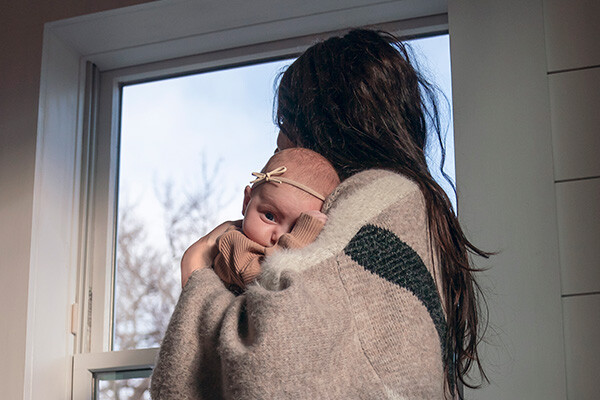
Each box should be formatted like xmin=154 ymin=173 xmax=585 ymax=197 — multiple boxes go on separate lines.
xmin=88 ymin=28 xmax=454 ymax=354
xmin=27 ymin=1 xmax=450 ymax=398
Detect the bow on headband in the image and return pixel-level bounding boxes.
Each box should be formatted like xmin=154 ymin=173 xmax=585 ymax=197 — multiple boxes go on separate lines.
xmin=250 ymin=166 xmax=287 ymax=185
xmin=249 ymin=166 xmax=326 ymax=201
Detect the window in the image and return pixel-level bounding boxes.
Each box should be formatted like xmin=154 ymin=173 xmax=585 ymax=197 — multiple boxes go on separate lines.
xmin=78 ymin=32 xmax=453 ymax=399
xmin=112 ymin=33 xmax=453 ymax=355
xmin=72 ymin=349 xmax=156 ymax=399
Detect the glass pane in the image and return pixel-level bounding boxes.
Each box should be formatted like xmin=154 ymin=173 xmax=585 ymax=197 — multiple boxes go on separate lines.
xmin=113 ymin=34 xmax=453 ymax=351
xmin=114 ymin=59 xmax=293 ymax=350
xmin=409 ymin=34 xmax=456 ymax=208
xmin=95 ymin=370 xmax=152 ymax=400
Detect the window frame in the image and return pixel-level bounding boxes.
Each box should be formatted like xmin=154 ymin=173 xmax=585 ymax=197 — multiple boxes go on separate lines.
xmin=28 ymin=2 xmax=450 ymax=398
xmin=82 ymin=27 xmax=452 ymax=397
xmin=85 ymin=20 xmax=451 ymax=357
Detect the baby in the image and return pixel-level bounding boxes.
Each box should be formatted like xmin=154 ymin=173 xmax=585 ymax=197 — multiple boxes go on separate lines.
xmin=213 ymin=148 xmax=340 ymax=293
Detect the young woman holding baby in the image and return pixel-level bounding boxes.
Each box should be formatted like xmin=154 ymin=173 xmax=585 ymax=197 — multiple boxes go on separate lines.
xmin=151 ymin=29 xmax=489 ymax=399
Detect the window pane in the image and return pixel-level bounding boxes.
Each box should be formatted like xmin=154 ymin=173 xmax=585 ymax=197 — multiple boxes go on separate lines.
xmin=113 ymin=34 xmax=453 ymax=351
xmin=95 ymin=370 xmax=152 ymax=400
xmin=114 ymin=59 xmax=293 ymax=350
xmin=409 ymin=34 xmax=456 ymax=208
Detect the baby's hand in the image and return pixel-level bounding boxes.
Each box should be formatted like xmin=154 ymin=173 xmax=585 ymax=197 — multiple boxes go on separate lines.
xmin=181 ymin=220 xmax=242 ymax=287
xmin=302 ymin=209 xmax=327 ymax=225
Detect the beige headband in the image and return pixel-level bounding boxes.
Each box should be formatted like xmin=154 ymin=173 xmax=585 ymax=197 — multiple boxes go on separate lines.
xmin=250 ymin=166 xmax=326 ymax=201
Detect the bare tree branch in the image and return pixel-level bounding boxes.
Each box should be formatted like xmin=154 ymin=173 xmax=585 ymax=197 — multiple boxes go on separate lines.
xmin=101 ymin=155 xmax=228 ymax=399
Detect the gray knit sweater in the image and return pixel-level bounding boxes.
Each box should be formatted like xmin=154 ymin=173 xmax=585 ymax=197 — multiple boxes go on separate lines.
xmin=151 ymin=169 xmax=447 ymax=399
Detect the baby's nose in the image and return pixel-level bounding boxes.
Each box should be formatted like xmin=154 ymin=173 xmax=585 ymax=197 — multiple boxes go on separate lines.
xmin=270 ymin=227 xmax=285 ymax=246
xmin=270 ymin=232 xmax=280 ymax=246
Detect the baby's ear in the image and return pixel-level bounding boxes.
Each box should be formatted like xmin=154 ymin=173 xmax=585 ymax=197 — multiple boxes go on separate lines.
xmin=242 ymin=185 xmax=252 ymax=215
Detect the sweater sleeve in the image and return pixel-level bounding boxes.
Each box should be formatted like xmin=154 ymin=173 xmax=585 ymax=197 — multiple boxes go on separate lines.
xmin=272 ymin=212 xmax=325 ymax=251
xmin=150 ymin=268 xmax=235 ymax=399
xmin=150 ymin=264 xmax=359 ymax=400
xmin=214 ymin=213 xmax=325 ymax=290
xmin=150 ymin=213 xmax=347 ymax=400
xmin=213 ymin=230 xmax=266 ymax=289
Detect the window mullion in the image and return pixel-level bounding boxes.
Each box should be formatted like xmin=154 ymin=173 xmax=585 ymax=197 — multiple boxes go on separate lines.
xmin=85 ymin=67 xmax=122 ymax=354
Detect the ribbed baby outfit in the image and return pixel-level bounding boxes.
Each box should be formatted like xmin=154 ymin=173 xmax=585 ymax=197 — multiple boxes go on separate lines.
xmin=213 ymin=213 xmax=325 ymax=292
xmin=151 ymin=169 xmax=447 ymax=399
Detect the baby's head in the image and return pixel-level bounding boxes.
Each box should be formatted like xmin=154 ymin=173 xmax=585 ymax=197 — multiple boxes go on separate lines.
xmin=241 ymin=148 xmax=340 ymax=247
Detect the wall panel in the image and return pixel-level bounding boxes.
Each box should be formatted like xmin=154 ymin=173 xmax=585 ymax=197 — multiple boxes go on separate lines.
xmin=555 ymin=178 xmax=600 ymax=295
xmin=545 ymin=1 xmax=600 ymax=398
xmin=550 ymin=68 xmax=600 ymax=181
xmin=449 ymin=0 xmax=566 ymax=398
xmin=562 ymin=294 xmax=600 ymax=400
xmin=544 ymin=0 xmax=600 ymax=72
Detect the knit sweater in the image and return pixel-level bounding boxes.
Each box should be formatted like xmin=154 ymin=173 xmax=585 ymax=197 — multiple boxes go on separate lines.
xmin=213 ymin=213 xmax=325 ymax=291
xmin=151 ymin=169 xmax=447 ymax=399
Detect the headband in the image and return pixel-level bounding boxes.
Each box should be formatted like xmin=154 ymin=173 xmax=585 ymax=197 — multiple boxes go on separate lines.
xmin=250 ymin=166 xmax=326 ymax=201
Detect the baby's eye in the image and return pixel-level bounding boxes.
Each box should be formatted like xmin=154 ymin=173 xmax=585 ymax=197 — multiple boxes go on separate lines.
xmin=264 ymin=212 xmax=276 ymax=222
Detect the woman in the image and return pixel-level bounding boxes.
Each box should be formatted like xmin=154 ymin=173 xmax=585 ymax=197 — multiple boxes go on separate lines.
xmin=151 ymin=29 xmax=488 ymax=399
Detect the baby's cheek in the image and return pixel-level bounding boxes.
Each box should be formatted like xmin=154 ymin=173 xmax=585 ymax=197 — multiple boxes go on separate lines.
xmin=243 ymin=219 xmax=269 ymax=247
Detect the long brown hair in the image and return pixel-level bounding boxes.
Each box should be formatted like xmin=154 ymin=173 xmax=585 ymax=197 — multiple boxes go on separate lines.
xmin=276 ymin=29 xmax=490 ymax=397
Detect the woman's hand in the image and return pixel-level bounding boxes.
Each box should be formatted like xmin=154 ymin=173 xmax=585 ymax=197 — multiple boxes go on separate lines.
xmin=181 ymin=220 xmax=242 ymax=288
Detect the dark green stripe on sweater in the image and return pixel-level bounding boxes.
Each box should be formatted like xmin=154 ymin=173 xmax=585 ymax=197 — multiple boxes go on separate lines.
xmin=344 ymin=224 xmax=447 ymax=358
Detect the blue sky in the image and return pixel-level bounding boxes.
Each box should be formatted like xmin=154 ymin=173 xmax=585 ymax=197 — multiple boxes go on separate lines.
xmin=118 ymin=33 xmax=454 ymax=252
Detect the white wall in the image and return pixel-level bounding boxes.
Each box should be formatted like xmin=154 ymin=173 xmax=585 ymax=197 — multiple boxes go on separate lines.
xmin=545 ymin=0 xmax=600 ymax=398
xmin=450 ymin=0 xmax=600 ymax=398
xmin=0 ymin=2 xmax=152 ymax=398
xmin=449 ymin=0 xmax=566 ymax=398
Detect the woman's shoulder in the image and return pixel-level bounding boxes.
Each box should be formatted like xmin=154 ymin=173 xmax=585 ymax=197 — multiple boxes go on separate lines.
xmin=322 ymin=168 xmax=423 ymax=217
xmin=319 ymin=168 xmax=432 ymax=275
xmin=259 ymin=169 xmax=427 ymax=286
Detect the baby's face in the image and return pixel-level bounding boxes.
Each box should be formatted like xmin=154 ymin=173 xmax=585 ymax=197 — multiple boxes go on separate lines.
xmin=242 ymin=182 xmax=323 ymax=247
